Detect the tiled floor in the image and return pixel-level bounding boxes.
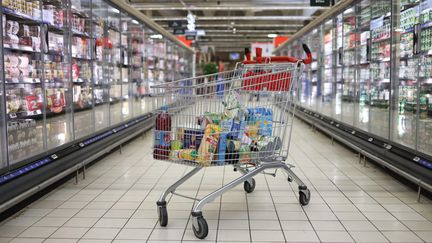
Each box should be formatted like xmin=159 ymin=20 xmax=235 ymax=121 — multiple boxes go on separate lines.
xmin=1 ymin=119 xmax=431 ymax=242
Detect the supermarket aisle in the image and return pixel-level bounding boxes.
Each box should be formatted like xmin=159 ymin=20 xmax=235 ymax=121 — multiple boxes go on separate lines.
xmin=1 ymin=120 xmax=432 ymax=243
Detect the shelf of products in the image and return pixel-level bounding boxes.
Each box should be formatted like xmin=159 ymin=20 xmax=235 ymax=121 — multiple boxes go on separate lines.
xmin=0 ymin=0 xmax=193 ymax=168
xmin=275 ymin=0 xmax=432 ymax=156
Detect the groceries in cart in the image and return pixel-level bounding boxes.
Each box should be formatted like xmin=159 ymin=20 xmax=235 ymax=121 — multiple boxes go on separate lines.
xmin=153 ymin=92 xmax=282 ymax=166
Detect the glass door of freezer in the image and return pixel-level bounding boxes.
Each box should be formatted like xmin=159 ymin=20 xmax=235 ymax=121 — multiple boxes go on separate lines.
xmin=355 ymin=0 xmax=372 ymax=132
xmin=0 ymin=10 xmax=7 ymax=170
xmin=391 ymin=0 xmax=419 ymax=149
xmin=342 ymin=6 xmax=356 ymax=125
xmin=2 ymin=0 xmax=49 ymax=163
xmin=107 ymin=5 xmax=122 ymax=126
xmin=71 ymin=0 xmax=94 ymax=139
xmin=416 ymin=0 xmax=432 ymax=154
xmin=334 ymin=14 xmax=343 ymax=120
xmin=120 ymin=13 xmax=132 ymax=121
xmin=321 ymin=20 xmax=334 ymax=116
xmin=92 ymin=0 xmax=110 ymax=130
xmin=128 ymin=18 xmax=145 ymax=116
xmin=369 ymin=0 xmax=392 ymax=138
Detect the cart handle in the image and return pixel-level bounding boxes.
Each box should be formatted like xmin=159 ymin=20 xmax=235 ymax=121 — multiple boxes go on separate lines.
xmin=242 ymin=44 xmax=312 ymax=65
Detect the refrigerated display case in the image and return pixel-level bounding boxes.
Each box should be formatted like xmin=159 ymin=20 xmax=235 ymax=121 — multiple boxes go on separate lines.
xmin=355 ymin=0 xmax=371 ymax=132
xmin=0 ymin=0 xmax=193 ymax=173
xmin=274 ymin=0 xmax=432 ymax=187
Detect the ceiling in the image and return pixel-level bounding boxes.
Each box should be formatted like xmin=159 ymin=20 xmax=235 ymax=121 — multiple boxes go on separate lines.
xmin=127 ymin=0 xmax=328 ymax=52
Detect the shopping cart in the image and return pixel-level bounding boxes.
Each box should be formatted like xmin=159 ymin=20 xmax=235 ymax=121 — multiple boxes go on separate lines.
xmin=151 ymin=44 xmax=312 ymax=239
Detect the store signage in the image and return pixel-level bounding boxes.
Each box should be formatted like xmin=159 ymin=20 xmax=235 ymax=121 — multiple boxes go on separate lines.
xmin=168 ymin=21 xmax=183 ymax=28
xmin=173 ymin=28 xmax=185 ymax=35
xmin=310 ymin=0 xmax=331 ymax=6
xmin=185 ymin=30 xmax=197 ymax=36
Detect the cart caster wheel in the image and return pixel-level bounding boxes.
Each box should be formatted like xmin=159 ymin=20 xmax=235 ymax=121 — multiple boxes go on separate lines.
xmin=192 ymin=216 xmax=208 ymax=239
xmin=157 ymin=206 xmax=168 ymax=226
xmin=244 ymin=178 xmax=256 ymax=193
xmin=299 ymin=189 xmax=311 ymax=206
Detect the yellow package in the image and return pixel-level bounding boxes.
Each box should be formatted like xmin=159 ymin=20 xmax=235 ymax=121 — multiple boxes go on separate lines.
xmin=179 ymin=149 xmax=198 ymax=161
xmin=197 ymin=124 xmax=222 ymax=166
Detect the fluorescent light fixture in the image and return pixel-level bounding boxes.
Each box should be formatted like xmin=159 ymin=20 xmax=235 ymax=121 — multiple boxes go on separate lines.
xmin=150 ymin=34 xmax=163 ymax=39
xmin=344 ymin=8 xmax=353 ymax=14
xmin=132 ymin=19 xmax=139 ymax=24
xmin=109 ymin=8 xmax=120 ymax=14
xmin=268 ymin=33 xmax=278 ymax=38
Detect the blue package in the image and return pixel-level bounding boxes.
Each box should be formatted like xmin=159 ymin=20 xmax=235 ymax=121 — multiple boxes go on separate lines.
xmin=217 ymin=133 xmax=227 ymax=165
xmin=264 ymin=109 xmax=273 ymax=136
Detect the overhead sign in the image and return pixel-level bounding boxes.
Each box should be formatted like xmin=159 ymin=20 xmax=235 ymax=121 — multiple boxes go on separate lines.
xmin=185 ymin=30 xmax=197 ymax=36
xmin=173 ymin=28 xmax=185 ymax=35
xmin=310 ymin=0 xmax=331 ymax=6
xmin=186 ymin=35 xmax=195 ymax=40
xmin=196 ymin=29 xmax=206 ymax=36
xmin=168 ymin=21 xmax=183 ymax=28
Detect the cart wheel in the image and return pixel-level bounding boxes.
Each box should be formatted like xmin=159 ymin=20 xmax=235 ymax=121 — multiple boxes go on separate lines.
xmin=192 ymin=216 xmax=208 ymax=239
xmin=244 ymin=178 xmax=256 ymax=193
xmin=299 ymin=189 xmax=311 ymax=206
xmin=158 ymin=206 xmax=168 ymax=226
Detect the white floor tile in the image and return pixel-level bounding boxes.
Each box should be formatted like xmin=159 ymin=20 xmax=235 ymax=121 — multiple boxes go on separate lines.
xmin=316 ymin=230 xmax=354 ymax=242
xmin=283 ymin=230 xmax=320 ymax=242
xmin=115 ymin=228 xmax=152 ymax=240
xmin=382 ymin=231 xmax=423 ymax=243
xmin=250 ymin=230 xmax=285 ymax=242
xmin=349 ymin=231 xmax=389 ymax=243
xmin=50 ymin=227 xmax=88 ymax=238
xmin=217 ymin=229 xmax=250 ymax=242
xmin=311 ymin=220 xmax=345 ymax=231
xmin=82 ymin=228 xmax=120 ymax=240
xmin=18 ymin=226 xmax=58 ymax=238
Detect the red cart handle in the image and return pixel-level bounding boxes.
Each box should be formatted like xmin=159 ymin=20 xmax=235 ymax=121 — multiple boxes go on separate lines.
xmin=243 ymin=44 xmax=312 ymax=65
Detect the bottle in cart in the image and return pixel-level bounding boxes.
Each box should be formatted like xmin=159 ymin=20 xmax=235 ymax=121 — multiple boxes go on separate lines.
xmin=154 ymin=106 xmax=171 ymax=160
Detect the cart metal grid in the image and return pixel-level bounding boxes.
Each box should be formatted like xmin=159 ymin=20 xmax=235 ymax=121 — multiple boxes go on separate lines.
xmin=151 ymin=44 xmax=312 ymax=239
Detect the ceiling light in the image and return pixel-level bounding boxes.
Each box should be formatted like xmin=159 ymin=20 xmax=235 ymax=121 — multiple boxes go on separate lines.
xmin=150 ymin=34 xmax=163 ymax=39
xmin=267 ymin=34 xmax=278 ymax=38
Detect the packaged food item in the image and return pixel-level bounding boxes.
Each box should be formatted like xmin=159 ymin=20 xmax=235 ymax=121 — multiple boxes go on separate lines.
xmin=197 ymin=124 xmax=222 ymax=166
xmin=184 ymin=129 xmax=204 ymax=149
xmin=169 ymin=150 xmax=180 ymax=161
xmin=226 ymin=139 xmax=240 ymax=164
xmin=239 ymin=145 xmax=251 ymax=164
xmin=245 ymin=124 xmax=259 ymax=138
xmin=153 ymin=106 xmax=171 ymax=160
xmin=217 ymin=120 xmax=233 ymax=165
xmin=261 ymin=109 xmax=273 ymax=136
xmin=179 ymin=149 xmax=198 ymax=161
xmin=176 ymin=128 xmax=184 ymax=141
xmin=171 ymin=140 xmax=182 ymax=150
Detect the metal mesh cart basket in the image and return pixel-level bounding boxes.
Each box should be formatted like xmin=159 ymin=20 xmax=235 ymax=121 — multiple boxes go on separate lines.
xmin=151 ymin=44 xmax=313 ymax=239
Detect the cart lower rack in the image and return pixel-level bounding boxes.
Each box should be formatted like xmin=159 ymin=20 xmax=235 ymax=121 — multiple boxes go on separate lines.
xmin=151 ymin=45 xmax=313 ymax=239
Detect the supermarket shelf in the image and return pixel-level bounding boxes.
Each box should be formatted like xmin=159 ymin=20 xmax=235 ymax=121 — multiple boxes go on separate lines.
xmin=72 ymin=30 xmax=92 ymax=39
xmin=0 ymin=7 xmax=43 ymax=24
xmin=372 ymin=36 xmax=391 ymax=43
xmin=4 ymin=44 xmax=41 ymax=53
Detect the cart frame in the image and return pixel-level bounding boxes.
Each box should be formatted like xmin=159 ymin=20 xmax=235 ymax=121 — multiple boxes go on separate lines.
xmin=153 ymin=44 xmax=313 ymax=239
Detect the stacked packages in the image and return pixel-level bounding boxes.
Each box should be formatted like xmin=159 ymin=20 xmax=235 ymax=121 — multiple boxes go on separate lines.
xmin=155 ymin=92 xmax=281 ymax=166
